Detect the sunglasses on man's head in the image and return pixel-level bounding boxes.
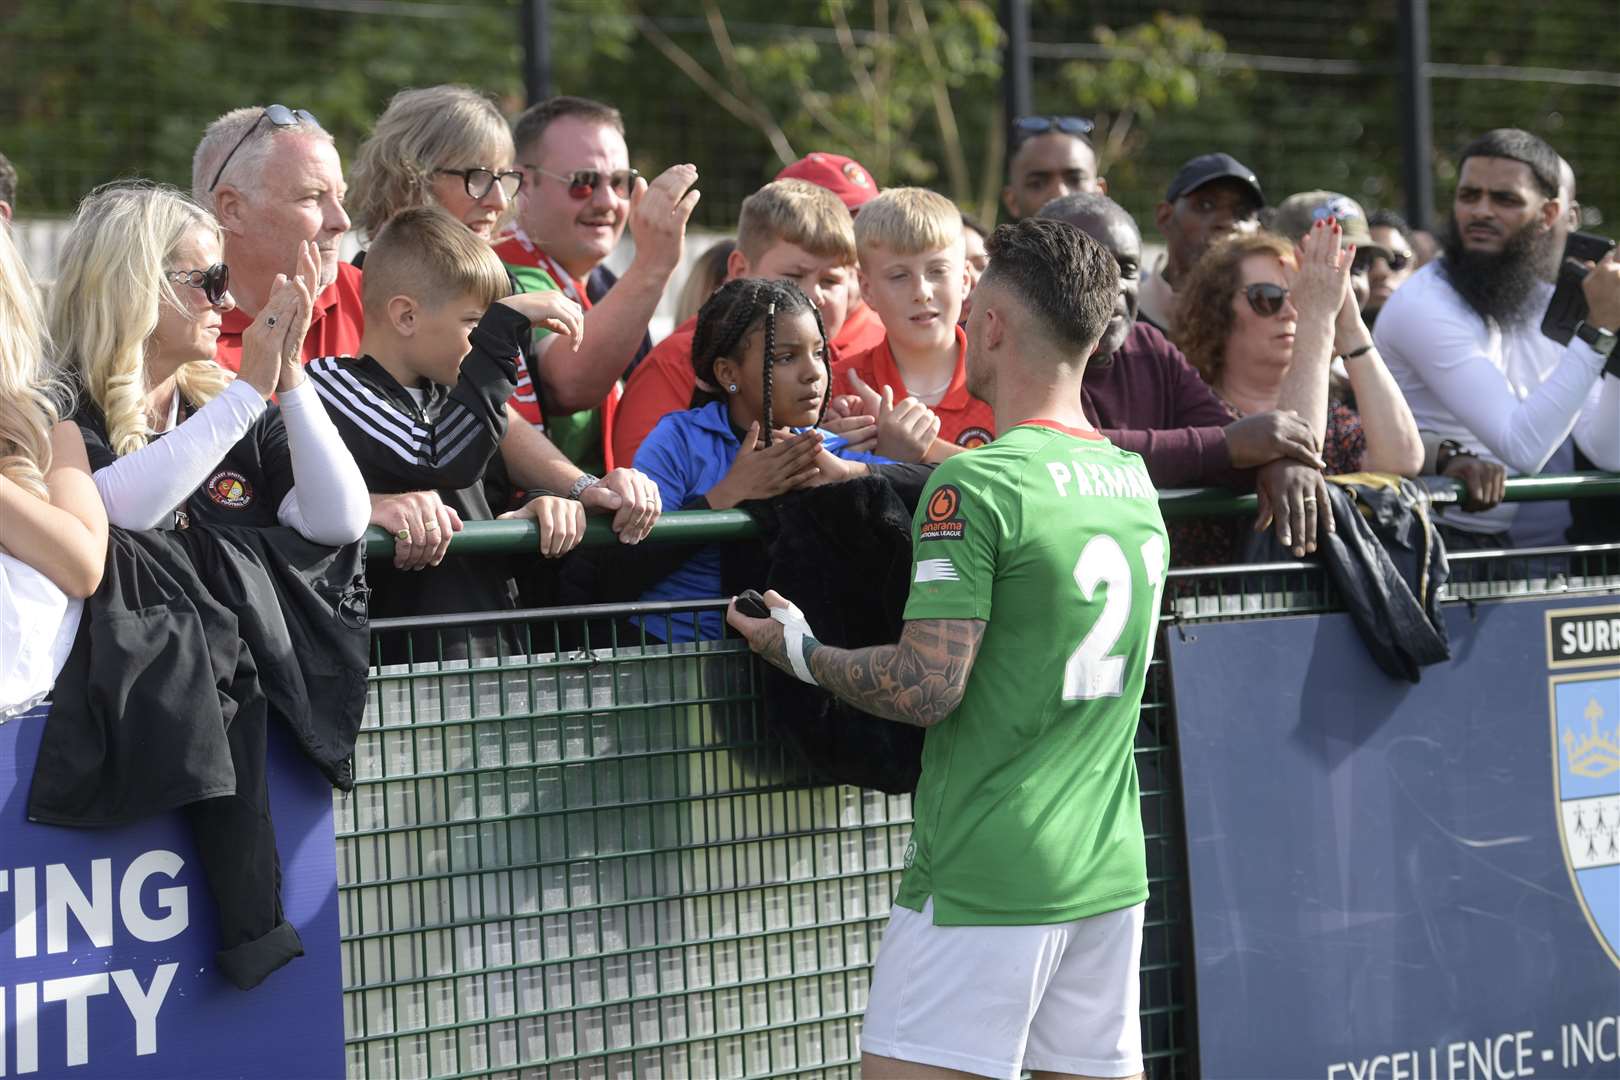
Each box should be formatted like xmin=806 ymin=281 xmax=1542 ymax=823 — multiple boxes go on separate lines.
xmin=1243 ymin=282 xmax=1291 ymax=317
xmin=208 ymin=104 xmax=318 ymax=192
xmin=1351 ymin=248 xmax=1413 ymax=274
xmin=523 ymin=165 xmax=641 ymax=200
xmin=166 ymin=263 xmax=230 ymax=305
xmin=436 ymin=166 xmax=524 ymax=201
xmin=1012 ymin=115 xmax=1096 ymax=142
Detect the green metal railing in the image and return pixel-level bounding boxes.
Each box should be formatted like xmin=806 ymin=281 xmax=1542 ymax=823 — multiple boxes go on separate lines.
xmin=361 ymin=472 xmax=1620 ymax=557
xmin=338 ymin=474 xmax=1619 ymax=1079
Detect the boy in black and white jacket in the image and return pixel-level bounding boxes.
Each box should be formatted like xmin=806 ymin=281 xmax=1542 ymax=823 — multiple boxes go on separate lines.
xmin=308 ymin=207 xmax=662 ymax=642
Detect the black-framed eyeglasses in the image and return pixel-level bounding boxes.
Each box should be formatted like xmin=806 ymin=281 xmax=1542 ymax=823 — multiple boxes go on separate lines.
xmin=521 ymin=165 xmax=641 ymax=201
xmin=208 ymin=104 xmax=318 ymax=192
xmin=1243 ymin=282 xmax=1291 ymax=317
xmin=1351 ymin=248 xmax=1413 ymax=274
xmin=1012 ymin=115 xmax=1096 ymax=143
xmin=166 ymin=263 xmax=231 ymax=305
xmin=435 ymin=166 xmax=524 ymax=201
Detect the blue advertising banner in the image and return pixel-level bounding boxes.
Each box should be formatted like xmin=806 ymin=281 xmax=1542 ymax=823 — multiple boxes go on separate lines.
xmin=1 ymin=707 xmax=346 ymax=1078
xmin=1167 ymin=595 xmax=1620 ymax=1079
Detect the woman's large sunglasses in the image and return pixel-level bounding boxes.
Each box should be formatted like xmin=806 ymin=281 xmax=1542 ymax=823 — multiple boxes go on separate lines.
xmin=522 ymin=165 xmax=641 ymax=200
xmin=166 ymin=263 xmax=230 ymax=305
xmin=435 ymin=167 xmax=523 ymax=201
xmin=208 ymin=104 xmax=318 ymax=192
xmin=1243 ymin=282 xmax=1291 ymax=317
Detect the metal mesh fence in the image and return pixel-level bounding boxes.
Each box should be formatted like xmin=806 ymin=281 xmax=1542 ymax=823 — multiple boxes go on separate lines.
xmin=336 ymin=541 xmax=1620 ymax=1077
xmin=338 ymin=595 xmax=1198 ymax=1078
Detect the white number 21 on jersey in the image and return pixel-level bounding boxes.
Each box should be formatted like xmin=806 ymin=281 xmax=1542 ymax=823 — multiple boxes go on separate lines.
xmin=1062 ymin=533 xmax=1166 ymax=700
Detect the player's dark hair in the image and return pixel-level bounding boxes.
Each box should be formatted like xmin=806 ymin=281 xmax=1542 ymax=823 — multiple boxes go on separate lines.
xmin=980 ymin=218 xmax=1118 ymax=353
xmin=1457 ymin=128 xmax=1559 ymax=199
xmin=691 ymin=277 xmax=829 ymax=446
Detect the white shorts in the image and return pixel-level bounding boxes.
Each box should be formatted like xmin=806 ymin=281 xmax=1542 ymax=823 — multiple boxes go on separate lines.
xmin=860 ymin=897 xmax=1144 ymax=1079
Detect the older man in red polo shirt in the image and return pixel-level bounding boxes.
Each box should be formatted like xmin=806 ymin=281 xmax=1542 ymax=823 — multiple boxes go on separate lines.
xmin=192 ymin=105 xmax=363 ymax=369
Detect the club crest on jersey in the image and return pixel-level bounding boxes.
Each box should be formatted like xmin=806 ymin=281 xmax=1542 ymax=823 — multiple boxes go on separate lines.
xmin=919 ymin=484 xmax=966 ymax=542
xmin=956 ymin=426 xmax=993 ymax=449
xmin=1548 ymin=605 xmax=1620 ymax=969
xmin=205 ymin=469 xmax=253 ymax=509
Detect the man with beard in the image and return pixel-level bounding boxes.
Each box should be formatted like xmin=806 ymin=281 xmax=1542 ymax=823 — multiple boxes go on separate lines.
xmin=1375 ymin=128 xmax=1620 ymax=547
xmin=1038 ymin=194 xmax=1327 ymax=507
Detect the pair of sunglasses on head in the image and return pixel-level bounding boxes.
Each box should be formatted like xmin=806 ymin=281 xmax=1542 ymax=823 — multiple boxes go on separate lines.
xmin=1012 ymin=115 xmax=1095 ymax=143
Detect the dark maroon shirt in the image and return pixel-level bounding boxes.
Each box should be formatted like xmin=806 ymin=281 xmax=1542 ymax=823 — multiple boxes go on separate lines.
xmin=1081 ymin=322 xmax=1249 ymax=490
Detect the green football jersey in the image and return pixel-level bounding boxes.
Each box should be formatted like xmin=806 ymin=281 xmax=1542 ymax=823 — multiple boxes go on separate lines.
xmin=897 ymin=420 xmax=1169 ymax=925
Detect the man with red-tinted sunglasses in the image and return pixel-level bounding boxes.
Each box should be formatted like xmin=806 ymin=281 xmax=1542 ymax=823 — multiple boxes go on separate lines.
xmin=495 ymin=96 xmax=699 ymax=475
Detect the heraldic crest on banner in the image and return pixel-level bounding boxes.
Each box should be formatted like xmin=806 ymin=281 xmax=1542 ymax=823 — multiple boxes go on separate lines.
xmin=1547 ymin=603 xmax=1620 ymax=969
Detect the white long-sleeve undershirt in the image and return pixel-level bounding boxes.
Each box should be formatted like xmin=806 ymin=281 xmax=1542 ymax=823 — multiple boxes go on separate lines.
xmin=91 ymin=378 xmax=369 ymax=545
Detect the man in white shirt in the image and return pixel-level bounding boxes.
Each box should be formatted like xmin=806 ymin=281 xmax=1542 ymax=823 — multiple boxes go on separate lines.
xmin=1374 ymin=129 xmax=1620 ymax=548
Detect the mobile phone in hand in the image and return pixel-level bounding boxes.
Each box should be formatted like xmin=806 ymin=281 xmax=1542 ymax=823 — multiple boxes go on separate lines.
xmin=1542 ymin=231 xmax=1617 ymax=345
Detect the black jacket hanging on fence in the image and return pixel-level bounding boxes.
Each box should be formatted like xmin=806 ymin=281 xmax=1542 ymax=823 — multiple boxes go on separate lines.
xmin=742 ymin=467 xmax=935 ymax=794
xmin=1246 ymin=473 xmax=1450 ymax=682
xmin=27 ymin=524 xmax=369 ymax=990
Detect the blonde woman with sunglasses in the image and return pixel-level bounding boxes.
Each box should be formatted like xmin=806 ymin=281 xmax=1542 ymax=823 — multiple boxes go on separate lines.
xmin=0 ymin=223 xmax=107 ymax=717
xmin=50 ymin=181 xmax=369 ymax=545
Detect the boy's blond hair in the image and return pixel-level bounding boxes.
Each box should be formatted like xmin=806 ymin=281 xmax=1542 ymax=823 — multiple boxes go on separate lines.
xmin=361 ymin=206 xmax=511 ymax=317
xmin=735 ymin=180 xmax=856 ymax=266
xmin=854 ymin=187 xmax=962 ymax=257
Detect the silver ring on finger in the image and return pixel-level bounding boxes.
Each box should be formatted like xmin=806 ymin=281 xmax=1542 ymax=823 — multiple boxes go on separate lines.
xmin=1302 ymin=497 xmax=1318 ymax=505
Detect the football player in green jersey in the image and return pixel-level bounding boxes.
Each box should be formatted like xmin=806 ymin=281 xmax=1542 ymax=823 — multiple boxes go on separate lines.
xmin=729 ymin=219 xmax=1166 ymax=1080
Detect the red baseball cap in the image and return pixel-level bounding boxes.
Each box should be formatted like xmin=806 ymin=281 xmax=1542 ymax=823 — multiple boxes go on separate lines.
xmin=775 ymin=152 xmax=878 ymax=212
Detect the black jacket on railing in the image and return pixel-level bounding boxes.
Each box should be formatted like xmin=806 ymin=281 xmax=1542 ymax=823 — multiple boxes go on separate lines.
xmin=27 ymin=524 xmax=369 ymax=990
xmin=1247 ymin=474 xmax=1451 ymax=682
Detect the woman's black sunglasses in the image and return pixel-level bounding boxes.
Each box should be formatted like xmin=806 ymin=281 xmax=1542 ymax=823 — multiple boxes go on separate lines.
xmin=435 ymin=166 xmax=524 ymax=201
xmin=208 ymin=105 xmax=318 ymax=192
xmin=167 ymin=263 xmax=230 ymax=305
xmin=1243 ymin=282 xmax=1291 ymax=317
xmin=1351 ymin=249 xmax=1413 ymax=274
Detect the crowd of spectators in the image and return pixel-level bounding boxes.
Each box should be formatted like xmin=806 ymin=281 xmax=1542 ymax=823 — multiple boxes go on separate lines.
xmin=3 ymin=97 xmax=1620 ymax=701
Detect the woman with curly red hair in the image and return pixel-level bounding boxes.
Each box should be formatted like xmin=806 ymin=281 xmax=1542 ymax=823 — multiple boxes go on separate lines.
xmin=1172 ymin=220 xmax=1423 ymax=564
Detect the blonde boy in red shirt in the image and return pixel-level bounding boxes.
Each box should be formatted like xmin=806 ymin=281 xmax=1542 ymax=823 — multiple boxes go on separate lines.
xmin=834 ymin=188 xmax=994 ymax=460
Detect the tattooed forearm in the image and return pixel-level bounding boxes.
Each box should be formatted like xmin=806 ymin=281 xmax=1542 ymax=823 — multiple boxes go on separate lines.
xmin=805 ymin=619 xmax=985 ymax=728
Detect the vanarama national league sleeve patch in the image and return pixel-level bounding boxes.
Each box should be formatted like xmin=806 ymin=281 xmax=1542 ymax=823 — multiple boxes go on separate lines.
xmin=904 ymin=468 xmax=1003 ymax=622
xmin=918 ymin=483 xmax=967 ymax=542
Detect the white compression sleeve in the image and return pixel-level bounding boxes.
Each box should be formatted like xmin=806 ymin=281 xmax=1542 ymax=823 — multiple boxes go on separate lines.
xmin=91 ymin=379 xmax=267 ymax=530
xmin=275 ymin=379 xmax=372 ymax=545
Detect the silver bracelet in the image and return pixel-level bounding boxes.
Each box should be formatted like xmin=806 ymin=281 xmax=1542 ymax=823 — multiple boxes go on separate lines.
xmin=567 ymin=473 xmax=600 ymax=500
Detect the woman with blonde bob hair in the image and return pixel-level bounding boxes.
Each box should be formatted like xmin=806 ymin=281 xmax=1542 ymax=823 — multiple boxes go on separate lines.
xmin=1172 ymin=221 xmax=1423 ymax=565
xmin=348 ymin=84 xmax=522 ymax=242
xmin=51 ymin=181 xmax=369 ymax=544
xmin=0 ymin=223 xmax=108 ymax=716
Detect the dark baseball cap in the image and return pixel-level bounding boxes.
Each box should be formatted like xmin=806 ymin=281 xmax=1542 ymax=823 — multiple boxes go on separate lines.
xmin=1166 ymin=153 xmax=1264 ymax=207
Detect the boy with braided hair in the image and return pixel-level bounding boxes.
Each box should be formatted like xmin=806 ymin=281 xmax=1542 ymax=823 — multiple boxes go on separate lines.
xmin=629 ymin=278 xmax=887 ymax=642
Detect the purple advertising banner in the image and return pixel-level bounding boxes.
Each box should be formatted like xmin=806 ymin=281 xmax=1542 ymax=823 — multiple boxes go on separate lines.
xmin=1167 ymin=596 xmax=1620 ymax=1080
xmin=1 ymin=706 xmax=346 ymax=1078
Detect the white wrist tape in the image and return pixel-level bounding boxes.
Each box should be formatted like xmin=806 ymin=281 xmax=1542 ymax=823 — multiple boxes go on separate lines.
xmin=770 ymin=602 xmax=819 ymax=686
